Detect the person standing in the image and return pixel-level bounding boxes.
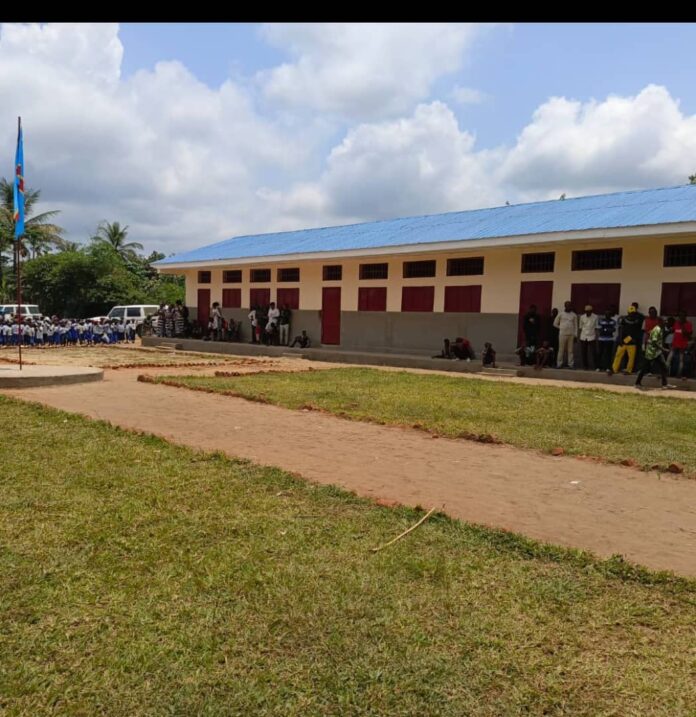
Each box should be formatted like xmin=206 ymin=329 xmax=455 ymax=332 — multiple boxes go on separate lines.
xmin=578 ymin=305 xmax=598 ymax=370
xmin=635 ymin=317 xmax=675 ymax=390
xmin=175 ymin=300 xmax=189 ymax=337
xmin=248 ymin=306 xmax=258 ymax=344
xmin=522 ymin=304 xmax=540 ymax=352
xmin=553 ymin=301 xmax=578 ymax=368
xmin=596 ymin=310 xmax=617 ymax=372
xmin=210 ymin=302 xmax=223 ymax=341
xmin=670 ymin=309 xmax=693 ymax=379
xmin=279 ymin=304 xmax=292 ymax=346
xmin=547 ymin=308 xmax=559 ymax=362
xmin=610 ymin=305 xmax=642 ymax=375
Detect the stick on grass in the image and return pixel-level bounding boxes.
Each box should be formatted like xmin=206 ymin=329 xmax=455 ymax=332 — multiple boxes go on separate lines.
xmin=371 ymin=506 xmax=438 ymax=553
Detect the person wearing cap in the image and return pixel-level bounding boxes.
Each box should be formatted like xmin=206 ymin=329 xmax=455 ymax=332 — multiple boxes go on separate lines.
xmin=553 ymin=301 xmax=578 ymax=369
xmin=610 ymin=305 xmax=642 ymax=375
xmin=578 ymin=304 xmax=598 ymax=370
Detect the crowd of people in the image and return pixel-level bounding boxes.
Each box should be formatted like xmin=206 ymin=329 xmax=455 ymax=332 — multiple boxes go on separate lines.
xmin=0 ymin=315 xmax=137 ymax=347
xmin=518 ymin=302 xmax=694 ymax=386
xmin=150 ymin=300 xmax=312 ymax=348
xmin=433 ymin=301 xmax=693 ymax=388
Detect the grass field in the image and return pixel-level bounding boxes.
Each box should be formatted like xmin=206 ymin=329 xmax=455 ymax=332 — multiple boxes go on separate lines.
xmin=147 ymin=368 xmax=696 ymax=474
xmin=1 ymin=395 xmax=695 ymax=716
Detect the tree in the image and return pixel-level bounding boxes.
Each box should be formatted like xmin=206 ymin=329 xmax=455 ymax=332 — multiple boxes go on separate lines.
xmin=90 ymin=221 xmax=144 ymax=261
xmin=0 ymin=177 xmax=64 ymax=257
xmin=0 ymin=177 xmax=64 ymax=296
xmin=689 ymin=174 xmax=696 ymax=185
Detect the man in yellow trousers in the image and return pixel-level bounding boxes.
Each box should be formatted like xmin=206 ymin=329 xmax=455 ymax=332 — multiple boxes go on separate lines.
xmin=609 ymin=305 xmax=642 ymax=375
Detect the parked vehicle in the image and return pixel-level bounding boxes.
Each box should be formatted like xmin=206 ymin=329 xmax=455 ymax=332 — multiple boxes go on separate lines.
xmin=0 ymin=304 xmax=42 ymax=319
xmin=106 ymin=305 xmax=160 ymax=336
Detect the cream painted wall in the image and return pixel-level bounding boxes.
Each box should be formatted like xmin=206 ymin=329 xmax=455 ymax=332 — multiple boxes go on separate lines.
xmin=163 ymin=234 xmax=696 ymax=314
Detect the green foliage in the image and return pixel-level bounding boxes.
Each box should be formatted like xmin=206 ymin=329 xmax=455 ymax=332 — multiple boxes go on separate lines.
xmin=0 ymin=172 xmax=182 ymax=313
xmin=689 ymin=174 xmax=696 ymax=185
xmin=22 ymin=241 xmax=183 ymax=317
xmin=0 ymin=396 xmax=694 ymax=715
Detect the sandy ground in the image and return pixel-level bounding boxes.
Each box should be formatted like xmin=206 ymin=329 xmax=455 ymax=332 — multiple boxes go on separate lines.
xmin=3 ymin=359 xmax=695 ymax=577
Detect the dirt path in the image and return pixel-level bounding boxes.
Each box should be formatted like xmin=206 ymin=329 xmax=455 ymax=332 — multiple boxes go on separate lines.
xmin=3 ymin=368 xmax=696 ymax=577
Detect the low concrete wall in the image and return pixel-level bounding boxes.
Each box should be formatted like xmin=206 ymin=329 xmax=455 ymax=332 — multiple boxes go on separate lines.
xmin=339 ymin=311 xmax=518 ymax=354
xmin=192 ymin=305 xmax=519 ymax=355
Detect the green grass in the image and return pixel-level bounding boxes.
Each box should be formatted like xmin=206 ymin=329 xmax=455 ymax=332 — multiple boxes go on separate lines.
xmin=150 ymin=368 xmax=696 ymax=474
xmin=1 ymin=396 xmax=695 ymax=716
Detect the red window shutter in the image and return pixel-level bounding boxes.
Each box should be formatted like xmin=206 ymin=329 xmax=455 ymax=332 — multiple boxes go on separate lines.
xmin=358 ymin=287 xmax=387 ymax=311
xmin=222 ymin=289 xmax=241 ymax=308
xmin=249 ymin=288 xmax=271 ymax=308
xmin=569 ymin=283 xmax=621 ymax=315
xmin=401 ymin=286 xmax=434 ymax=312
xmin=661 ymin=282 xmax=696 ymax=315
xmin=444 ymin=285 xmax=482 ymax=312
xmin=276 ymin=287 xmax=300 ymax=310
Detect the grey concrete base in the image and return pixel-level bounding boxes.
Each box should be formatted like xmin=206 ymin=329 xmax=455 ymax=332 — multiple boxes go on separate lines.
xmin=142 ymin=337 xmax=696 ymax=391
xmin=0 ymin=365 xmax=104 ymax=388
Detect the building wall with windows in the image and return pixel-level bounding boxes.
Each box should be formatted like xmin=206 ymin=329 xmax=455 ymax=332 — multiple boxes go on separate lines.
xmin=160 ymin=233 xmax=696 ymax=353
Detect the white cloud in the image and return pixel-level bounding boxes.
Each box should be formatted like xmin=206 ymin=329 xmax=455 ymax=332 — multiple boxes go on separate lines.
xmin=500 ymin=84 xmax=696 ymax=195
xmin=1 ymin=24 xmax=696 ymax=259
xmin=450 ymin=85 xmax=486 ymax=105
xmin=257 ymin=23 xmax=484 ymax=121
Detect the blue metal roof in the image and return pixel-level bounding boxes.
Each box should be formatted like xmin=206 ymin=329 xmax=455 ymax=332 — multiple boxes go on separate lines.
xmin=157 ymin=184 xmax=696 ymax=265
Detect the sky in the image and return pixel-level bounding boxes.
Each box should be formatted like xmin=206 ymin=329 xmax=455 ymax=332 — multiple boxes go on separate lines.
xmin=2 ymin=22 xmax=696 ymax=256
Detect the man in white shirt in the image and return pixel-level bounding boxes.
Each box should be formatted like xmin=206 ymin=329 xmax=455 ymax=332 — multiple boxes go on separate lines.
xmin=265 ymin=302 xmax=280 ymax=344
xmin=578 ymin=304 xmax=599 ymax=370
xmin=553 ymin=301 xmax=578 ymax=368
xmin=248 ymin=307 xmax=258 ymax=344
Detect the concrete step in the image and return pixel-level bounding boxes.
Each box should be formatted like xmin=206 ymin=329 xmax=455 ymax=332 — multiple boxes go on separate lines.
xmin=154 ymin=343 xmax=182 ymax=351
xmin=481 ymin=367 xmax=520 ymax=377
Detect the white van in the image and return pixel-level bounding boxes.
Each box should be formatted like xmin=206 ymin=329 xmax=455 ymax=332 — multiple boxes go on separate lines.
xmin=107 ymin=305 xmax=160 ymax=335
xmin=0 ymin=304 xmax=42 ymax=319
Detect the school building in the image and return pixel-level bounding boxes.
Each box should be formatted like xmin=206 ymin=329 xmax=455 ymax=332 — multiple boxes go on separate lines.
xmin=155 ymin=185 xmax=696 ymax=353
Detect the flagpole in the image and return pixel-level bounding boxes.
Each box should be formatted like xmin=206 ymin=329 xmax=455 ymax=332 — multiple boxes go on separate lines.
xmin=15 ymin=116 xmax=23 ymax=370
xmin=16 ymin=233 xmax=23 ymax=371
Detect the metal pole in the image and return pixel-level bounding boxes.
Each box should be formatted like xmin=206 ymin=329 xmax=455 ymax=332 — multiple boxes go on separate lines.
xmin=15 ymin=116 xmax=23 ymax=370
xmin=16 ymin=234 xmax=22 ymax=370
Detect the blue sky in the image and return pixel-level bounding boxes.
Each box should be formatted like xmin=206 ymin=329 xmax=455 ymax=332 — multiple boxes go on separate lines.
xmin=1 ymin=23 xmax=696 ymax=254
xmin=118 ymin=23 xmax=696 ymax=149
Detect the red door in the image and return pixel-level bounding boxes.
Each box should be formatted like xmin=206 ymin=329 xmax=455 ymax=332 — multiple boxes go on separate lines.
xmin=570 ymin=283 xmax=621 ymax=315
xmin=249 ymin=288 xmax=271 ymax=308
xmin=321 ymin=287 xmax=341 ymax=345
xmin=518 ymin=281 xmax=553 ymax=344
xmin=197 ymin=288 xmax=211 ymax=326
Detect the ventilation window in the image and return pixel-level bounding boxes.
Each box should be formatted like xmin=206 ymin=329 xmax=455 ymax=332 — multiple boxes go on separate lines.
xmin=222 ymin=270 xmax=242 ymax=283
xmin=403 ymin=260 xmax=436 ymax=278
xmin=323 ymin=265 xmax=343 ymax=281
xmin=359 ymin=263 xmax=389 ymax=280
xmin=571 ymin=249 xmax=622 ymax=271
xmin=664 ymin=244 xmax=696 ymax=267
xmin=521 ymin=252 xmax=555 ymax=273
xmin=447 ymin=257 xmax=484 ymax=276
xmin=250 ymin=268 xmax=271 ymax=283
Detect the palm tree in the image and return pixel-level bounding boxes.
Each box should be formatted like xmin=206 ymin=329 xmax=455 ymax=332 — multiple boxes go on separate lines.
xmin=0 ymin=177 xmax=64 ymax=268
xmin=90 ymin=221 xmax=143 ymax=261
xmin=54 ymin=238 xmax=81 ymax=252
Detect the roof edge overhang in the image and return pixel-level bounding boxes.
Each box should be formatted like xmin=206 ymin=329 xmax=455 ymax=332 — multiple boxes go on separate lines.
xmin=154 ymin=221 xmax=696 ymax=272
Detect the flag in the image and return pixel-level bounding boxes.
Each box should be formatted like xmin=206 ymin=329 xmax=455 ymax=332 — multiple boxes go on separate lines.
xmin=13 ymin=117 xmax=24 ymax=238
